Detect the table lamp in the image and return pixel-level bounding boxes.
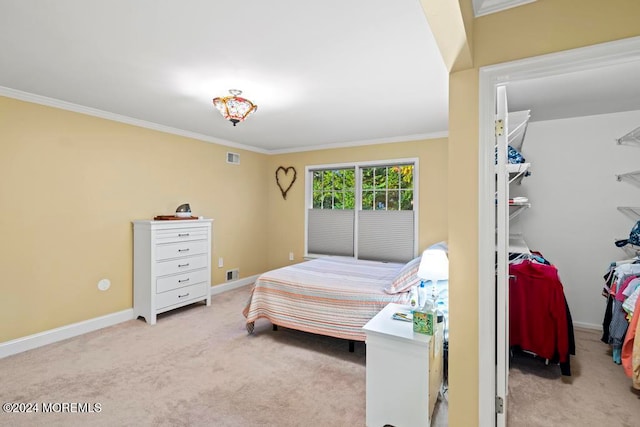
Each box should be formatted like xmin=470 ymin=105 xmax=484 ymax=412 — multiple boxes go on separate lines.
xmin=416 ymin=247 xmax=449 ymax=307
xmin=413 ymin=247 xmax=449 ymax=335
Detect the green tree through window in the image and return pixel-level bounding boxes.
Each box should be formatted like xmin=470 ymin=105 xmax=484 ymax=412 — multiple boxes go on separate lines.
xmin=361 ymin=165 xmax=413 ymax=210
xmin=312 ymin=168 xmax=356 ymax=209
xmin=312 ymin=165 xmax=413 ymax=210
xmin=307 ymin=160 xmax=417 ymax=261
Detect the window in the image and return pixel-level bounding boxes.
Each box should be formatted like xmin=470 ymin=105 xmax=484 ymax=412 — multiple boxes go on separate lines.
xmin=361 ymin=165 xmax=414 ymax=211
xmin=305 ymin=159 xmax=418 ymax=262
xmin=312 ymin=168 xmax=356 ymax=209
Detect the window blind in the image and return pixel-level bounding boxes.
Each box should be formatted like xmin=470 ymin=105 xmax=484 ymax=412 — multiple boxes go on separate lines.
xmin=307 ymin=209 xmax=355 ymax=256
xmin=357 ymin=210 xmax=415 ymax=262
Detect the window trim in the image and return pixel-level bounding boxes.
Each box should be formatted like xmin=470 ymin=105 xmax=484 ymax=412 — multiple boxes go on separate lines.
xmin=304 ymin=157 xmax=419 ymax=260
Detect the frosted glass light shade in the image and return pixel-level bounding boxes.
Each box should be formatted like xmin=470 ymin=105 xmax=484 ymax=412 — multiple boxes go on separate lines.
xmin=417 ymin=248 xmax=449 ymax=282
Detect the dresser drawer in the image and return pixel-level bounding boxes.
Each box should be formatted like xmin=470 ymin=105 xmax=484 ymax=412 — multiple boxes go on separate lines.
xmin=156 ymin=281 xmax=209 ymax=310
xmin=155 ymin=227 xmax=209 ymax=243
xmin=155 ymin=240 xmax=208 ymax=261
xmin=156 ymin=268 xmax=209 ymax=294
xmin=133 ymin=219 xmax=212 ymax=325
xmin=155 ymin=254 xmax=208 ymax=277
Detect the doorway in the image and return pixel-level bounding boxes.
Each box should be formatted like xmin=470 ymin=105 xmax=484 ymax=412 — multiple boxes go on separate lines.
xmin=478 ymin=36 xmax=640 ymax=426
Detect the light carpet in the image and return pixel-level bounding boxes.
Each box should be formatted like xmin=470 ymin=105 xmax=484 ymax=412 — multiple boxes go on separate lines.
xmin=0 ymin=285 xmax=446 ymax=426
xmin=3 ymin=284 xmax=638 ymax=426
xmin=507 ymin=327 xmax=640 ymax=426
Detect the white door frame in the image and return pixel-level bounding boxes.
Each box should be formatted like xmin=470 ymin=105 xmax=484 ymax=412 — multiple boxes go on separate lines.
xmin=477 ymin=35 xmax=640 ymax=426
xmin=494 ymin=84 xmax=510 ymax=427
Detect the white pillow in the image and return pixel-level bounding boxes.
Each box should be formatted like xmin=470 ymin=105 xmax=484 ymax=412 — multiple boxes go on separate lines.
xmin=384 ymin=256 xmax=422 ymax=294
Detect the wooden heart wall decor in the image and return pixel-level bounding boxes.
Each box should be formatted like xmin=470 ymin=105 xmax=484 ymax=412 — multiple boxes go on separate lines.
xmin=275 ymin=166 xmax=297 ymax=200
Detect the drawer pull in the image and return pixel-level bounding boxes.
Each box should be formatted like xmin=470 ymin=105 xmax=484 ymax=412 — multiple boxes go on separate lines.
xmin=178 ymin=263 xmax=190 ymax=268
xmin=178 ymin=278 xmax=190 ymax=283
xmin=178 ymin=293 xmax=190 ymax=299
xmin=178 ymin=233 xmax=190 ymax=237
xmin=178 ymin=248 xmax=190 ymax=252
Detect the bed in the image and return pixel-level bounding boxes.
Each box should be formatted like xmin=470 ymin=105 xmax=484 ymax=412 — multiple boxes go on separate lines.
xmin=242 ymin=255 xmax=427 ymax=342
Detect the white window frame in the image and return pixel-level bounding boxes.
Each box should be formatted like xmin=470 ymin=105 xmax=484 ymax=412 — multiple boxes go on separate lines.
xmin=304 ymin=157 xmax=419 ymax=260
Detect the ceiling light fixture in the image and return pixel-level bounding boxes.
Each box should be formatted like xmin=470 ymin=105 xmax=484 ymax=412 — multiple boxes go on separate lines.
xmin=212 ymin=89 xmax=257 ymax=126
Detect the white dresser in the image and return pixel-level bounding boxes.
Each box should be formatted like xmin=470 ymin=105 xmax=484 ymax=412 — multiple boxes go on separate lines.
xmin=133 ymin=219 xmax=213 ymax=325
xmin=363 ymin=302 xmax=444 ymax=427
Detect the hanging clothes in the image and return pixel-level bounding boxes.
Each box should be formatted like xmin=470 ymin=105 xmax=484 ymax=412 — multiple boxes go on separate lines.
xmin=601 ymin=293 xmax=614 ymax=344
xmin=509 ymin=258 xmax=575 ymax=375
xmin=622 ymin=296 xmax=639 ymax=379
xmin=601 ymin=258 xmax=640 ymax=383
xmin=602 ymin=262 xmax=640 ymax=363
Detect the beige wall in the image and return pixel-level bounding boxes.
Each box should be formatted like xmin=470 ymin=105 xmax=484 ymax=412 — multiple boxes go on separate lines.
xmin=443 ymin=1 xmax=640 ymax=425
xmin=420 ymin=0 xmax=473 ymax=72
xmin=0 ymin=97 xmax=447 ymax=344
xmin=267 ymin=139 xmax=449 ymax=270
xmin=473 ymin=0 xmax=640 ymax=66
xmin=0 ymin=97 xmax=269 ymax=342
xmin=6 ymin=1 xmax=638 ymax=421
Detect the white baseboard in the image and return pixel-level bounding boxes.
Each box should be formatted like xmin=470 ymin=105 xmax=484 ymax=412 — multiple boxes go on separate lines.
xmin=210 ymin=274 xmax=258 ymax=295
xmin=1 ymin=274 xmax=259 ymax=359
xmin=1 ymin=272 xmax=600 ymax=361
xmin=0 ymin=309 xmax=134 ymax=359
xmin=573 ymin=321 xmax=602 ymax=331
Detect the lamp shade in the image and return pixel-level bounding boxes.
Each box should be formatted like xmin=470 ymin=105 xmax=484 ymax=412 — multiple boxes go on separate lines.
xmin=417 ymin=248 xmax=449 ymax=282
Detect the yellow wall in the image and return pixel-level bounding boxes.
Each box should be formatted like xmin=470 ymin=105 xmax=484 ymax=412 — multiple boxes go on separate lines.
xmin=7 ymin=1 xmax=638 ymax=422
xmin=420 ymin=0 xmax=473 ymax=72
xmin=474 ymin=0 xmax=640 ymax=66
xmin=0 ymin=97 xmax=269 ymax=342
xmin=267 ymin=139 xmax=449 ymax=269
xmin=443 ymin=1 xmax=640 ymax=425
xmin=0 ymin=96 xmax=447 ymax=344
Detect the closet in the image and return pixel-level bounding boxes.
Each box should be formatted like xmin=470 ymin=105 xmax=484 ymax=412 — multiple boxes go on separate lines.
xmin=601 ymin=125 xmax=640 ymax=388
xmin=496 ymin=99 xmax=575 ymax=376
xmin=510 ymin=111 xmax=640 ymax=384
xmin=505 ymin=110 xmax=532 ymax=224
xmin=616 ymin=126 xmax=640 ymax=257
xmin=482 ymin=38 xmax=640 ymax=426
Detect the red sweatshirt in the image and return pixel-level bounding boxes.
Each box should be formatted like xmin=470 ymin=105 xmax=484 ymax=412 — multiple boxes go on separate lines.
xmin=509 ymin=260 xmax=570 ymax=362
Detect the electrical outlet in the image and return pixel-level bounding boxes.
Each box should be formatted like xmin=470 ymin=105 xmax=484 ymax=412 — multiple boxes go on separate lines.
xmin=289 ymin=252 xmax=294 ymax=261
xmin=218 ymin=257 xmax=223 ymax=268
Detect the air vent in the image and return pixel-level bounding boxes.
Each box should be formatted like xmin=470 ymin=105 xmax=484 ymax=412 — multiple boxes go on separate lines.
xmin=226 ymin=268 xmax=239 ymax=281
xmin=227 ymin=152 xmax=240 ymax=165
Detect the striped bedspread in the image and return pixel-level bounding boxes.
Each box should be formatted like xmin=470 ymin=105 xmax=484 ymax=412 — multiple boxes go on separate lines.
xmin=242 ymin=256 xmax=410 ymax=341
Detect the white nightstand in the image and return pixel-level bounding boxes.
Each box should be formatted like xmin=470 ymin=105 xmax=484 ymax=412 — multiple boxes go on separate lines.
xmin=363 ymin=302 xmax=444 ymax=427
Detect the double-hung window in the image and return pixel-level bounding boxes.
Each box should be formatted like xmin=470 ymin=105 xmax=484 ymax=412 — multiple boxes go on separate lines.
xmin=305 ymin=159 xmax=418 ymax=263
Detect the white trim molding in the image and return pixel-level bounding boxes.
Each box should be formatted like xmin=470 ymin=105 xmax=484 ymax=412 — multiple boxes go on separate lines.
xmin=0 ymin=309 xmax=134 ymax=359
xmin=0 ymin=86 xmax=269 ymax=155
xmin=0 ymin=275 xmax=259 ymax=359
xmin=0 ymin=86 xmax=446 ymax=156
xmin=573 ymin=322 xmax=602 ymax=331
xmin=269 ymin=131 xmax=448 ymax=155
xmin=473 ymin=0 xmax=537 ymax=17
xmin=210 ymin=275 xmax=259 ymax=295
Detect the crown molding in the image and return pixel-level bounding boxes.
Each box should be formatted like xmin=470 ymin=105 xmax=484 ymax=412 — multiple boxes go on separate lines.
xmin=473 ymin=0 xmax=537 ymax=17
xmin=1 ymin=86 xmax=448 ymax=155
xmin=269 ymin=131 xmax=449 ymax=155
xmin=0 ymin=86 xmax=269 ymax=154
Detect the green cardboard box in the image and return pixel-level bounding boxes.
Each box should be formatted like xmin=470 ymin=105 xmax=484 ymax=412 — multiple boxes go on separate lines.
xmin=413 ymin=309 xmax=434 ymax=335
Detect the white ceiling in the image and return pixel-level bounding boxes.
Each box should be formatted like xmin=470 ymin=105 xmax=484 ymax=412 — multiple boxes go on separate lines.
xmin=508 ymin=59 xmax=640 ymax=123
xmin=2 ymin=1 xmax=639 ymax=154
xmin=0 ymin=0 xmax=448 ymax=153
